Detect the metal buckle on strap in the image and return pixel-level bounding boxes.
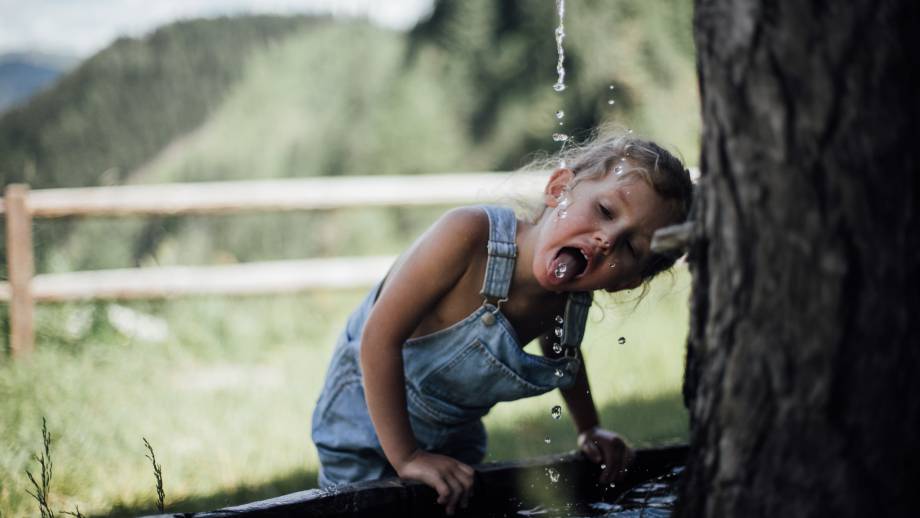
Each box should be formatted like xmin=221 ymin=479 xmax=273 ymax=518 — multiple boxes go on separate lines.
xmin=480 ymin=297 xmax=508 ymax=327
xmin=481 ymin=296 xmax=508 ymax=311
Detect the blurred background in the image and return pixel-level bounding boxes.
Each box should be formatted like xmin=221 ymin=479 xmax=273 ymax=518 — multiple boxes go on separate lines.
xmin=0 ymin=0 xmax=698 ymax=515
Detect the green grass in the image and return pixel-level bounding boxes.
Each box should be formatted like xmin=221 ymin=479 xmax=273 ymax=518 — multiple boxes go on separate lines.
xmin=0 ymin=267 xmax=690 ymax=518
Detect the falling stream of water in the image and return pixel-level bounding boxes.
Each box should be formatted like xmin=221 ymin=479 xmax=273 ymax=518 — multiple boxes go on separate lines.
xmin=534 ymin=2 xmax=681 ymax=517
xmin=553 ymin=0 xmax=566 ymax=93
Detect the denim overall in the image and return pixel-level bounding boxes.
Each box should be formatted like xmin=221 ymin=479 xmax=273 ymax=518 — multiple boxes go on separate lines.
xmin=311 ymin=205 xmax=592 ymax=487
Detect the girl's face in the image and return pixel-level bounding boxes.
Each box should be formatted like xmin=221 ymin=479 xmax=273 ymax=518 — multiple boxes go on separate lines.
xmin=532 ymin=167 xmax=674 ymax=293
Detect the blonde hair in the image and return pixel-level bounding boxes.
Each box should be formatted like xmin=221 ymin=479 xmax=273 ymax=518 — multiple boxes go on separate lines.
xmin=525 ymin=127 xmax=693 ymax=282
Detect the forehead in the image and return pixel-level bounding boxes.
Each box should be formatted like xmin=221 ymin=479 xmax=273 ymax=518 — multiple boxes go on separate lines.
xmin=583 ymin=174 xmax=675 ymax=230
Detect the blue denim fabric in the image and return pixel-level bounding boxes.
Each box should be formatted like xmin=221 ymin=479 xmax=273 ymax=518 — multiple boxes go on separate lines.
xmin=311 ymin=205 xmax=592 ymax=487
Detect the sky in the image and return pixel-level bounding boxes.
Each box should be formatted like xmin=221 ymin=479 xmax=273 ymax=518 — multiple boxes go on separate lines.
xmin=0 ymin=0 xmax=434 ymax=57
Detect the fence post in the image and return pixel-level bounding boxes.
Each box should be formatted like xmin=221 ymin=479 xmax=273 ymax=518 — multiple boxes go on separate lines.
xmin=5 ymin=184 xmax=34 ymax=358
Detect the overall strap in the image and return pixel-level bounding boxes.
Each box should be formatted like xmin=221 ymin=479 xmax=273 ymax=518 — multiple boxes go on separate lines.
xmin=479 ymin=206 xmax=518 ymax=303
xmin=561 ymin=291 xmax=592 ymax=350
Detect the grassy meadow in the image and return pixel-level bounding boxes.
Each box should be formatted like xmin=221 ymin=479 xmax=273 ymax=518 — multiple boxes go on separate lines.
xmin=0 ymin=2 xmax=699 ymax=516
xmin=1 ymin=256 xmax=690 ymax=517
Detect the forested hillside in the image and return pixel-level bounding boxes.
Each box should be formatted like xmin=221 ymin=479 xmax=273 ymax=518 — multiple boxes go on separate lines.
xmin=0 ymin=15 xmax=320 ymax=188
xmin=0 ymin=0 xmax=697 ymax=274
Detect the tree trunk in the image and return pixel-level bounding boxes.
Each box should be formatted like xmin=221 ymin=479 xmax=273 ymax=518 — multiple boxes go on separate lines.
xmin=677 ymin=1 xmax=920 ymax=517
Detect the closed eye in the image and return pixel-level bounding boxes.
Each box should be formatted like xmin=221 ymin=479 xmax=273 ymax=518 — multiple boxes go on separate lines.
xmin=626 ymin=241 xmax=637 ymax=258
xmin=598 ymin=203 xmax=612 ymax=219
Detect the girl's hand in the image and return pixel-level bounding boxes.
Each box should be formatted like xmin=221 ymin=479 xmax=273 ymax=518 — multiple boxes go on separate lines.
xmin=396 ymin=450 xmax=475 ymax=516
xmin=577 ymin=427 xmax=634 ymax=484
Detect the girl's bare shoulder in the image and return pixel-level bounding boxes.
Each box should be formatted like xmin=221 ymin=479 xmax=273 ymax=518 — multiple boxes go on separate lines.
xmin=425 ymin=206 xmax=491 ymax=253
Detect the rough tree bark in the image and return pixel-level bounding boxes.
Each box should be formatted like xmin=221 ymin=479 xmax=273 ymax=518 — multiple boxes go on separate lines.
xmin=677 ymin=1 xmax=920 ymax=517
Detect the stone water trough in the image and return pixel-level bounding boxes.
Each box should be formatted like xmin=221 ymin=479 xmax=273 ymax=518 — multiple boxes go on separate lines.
xmin=143 ymin=444 xmax=687 ymax=517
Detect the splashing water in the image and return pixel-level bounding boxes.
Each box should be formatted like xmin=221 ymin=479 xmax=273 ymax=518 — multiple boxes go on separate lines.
xmin=618 ymin=336 xmax=626 ymax=345
xmin=556 ymin=193 xmax=569 ymax=219
xmin=551 ymin=405 xmax=563 ymax=419
xmin=552 ymin=132 xmax=569 ymax=143
xmin=552 ymin=0 xmax=566 ymax=93
xmin=546 ymin=467 xmax=561 ymax=483
xmin=554 ymin=263 xmax=567 ymax=279
xmin=544 ymin=437 xmax=552 ymax=444
xmin=555 ymin=110 xmax=565 ymax=119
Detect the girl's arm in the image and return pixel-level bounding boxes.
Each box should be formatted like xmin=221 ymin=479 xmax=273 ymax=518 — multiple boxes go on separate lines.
xmin=540 ymin=336 xmax=634 ymax=484
xmin=360 ymin=207 xmax=487 ymax=515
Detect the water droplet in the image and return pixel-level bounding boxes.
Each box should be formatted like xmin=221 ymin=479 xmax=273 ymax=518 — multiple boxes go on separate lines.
xmin=609 ymin=85 xmax=615 ymax=90
xmin=609 ymin=482 xmax=617 ymax=488
xmin=609 ymin=262 xmax=617 ymax=269
xmin=552 ymin=343 xmax=563 ymax=354
xmin=552 ymin=132 xmax=569 ymax=142
xmin=554 ymin=326 xmax=564 ymax=338
xmin=618 ymin=336 xmax=626 ymax=345
xmin=554 ymin=263 xmax=567 ymax=279
xmin=555 ymin=110 xmax=565 ymax=119
xmin=608 ymin=99 xmax=615 ymax=105
xmin=545 ymin=437 xmax=552 ymax=444
xmin=553 ymin=82 xmax=566 ymax=92
xmin=551 ymin=405 xmax=562 ymax=419
xmin=547 ymin=467 xmax=560 ymax=483
xmin=554 ymin=315 xmax=564 ymax=324
xmin=600 ymin=464 xmax=607 ymax=470
xmin=555 ymin=368 xmax=564 ymax=377
xmin=614 ymin=164 xmax=625 ymax=175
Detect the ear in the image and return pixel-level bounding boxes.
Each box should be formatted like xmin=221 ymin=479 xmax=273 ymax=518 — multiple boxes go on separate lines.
xmin=544 ymin=168 xmax=575 ymax=207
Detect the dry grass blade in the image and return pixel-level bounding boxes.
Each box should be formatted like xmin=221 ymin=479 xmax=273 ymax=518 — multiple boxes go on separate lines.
xmin=143 ymin=437 xmax=166 ymax=512
xmin=25 ymin=418 xmax=54 ymax=518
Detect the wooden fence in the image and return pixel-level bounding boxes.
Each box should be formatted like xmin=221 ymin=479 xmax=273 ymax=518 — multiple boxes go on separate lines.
xmin=0 ymin=172 xmax=551 ymax=358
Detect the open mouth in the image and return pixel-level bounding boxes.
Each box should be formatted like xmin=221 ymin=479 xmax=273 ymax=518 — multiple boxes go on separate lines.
xmin=552 ymin=247 xmax=589 ymax=282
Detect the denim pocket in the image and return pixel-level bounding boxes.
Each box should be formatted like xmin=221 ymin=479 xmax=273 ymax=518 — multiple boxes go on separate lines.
xmin=417 ymin=339 xmax=550 ymax=422
xmin=312 ymin=376 xmax=378 ymax=450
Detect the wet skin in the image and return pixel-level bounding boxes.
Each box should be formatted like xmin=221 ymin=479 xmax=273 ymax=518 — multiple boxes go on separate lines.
xmin=528 ymin=167 xmax=675 ymax=295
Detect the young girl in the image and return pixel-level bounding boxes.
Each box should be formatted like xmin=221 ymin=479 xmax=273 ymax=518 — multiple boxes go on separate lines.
xmin=311 ymin=130 xmax=693 ymax=515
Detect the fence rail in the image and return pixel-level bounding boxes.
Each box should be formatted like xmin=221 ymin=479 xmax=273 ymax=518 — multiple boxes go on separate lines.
xmin=1 ymin=168 xmax=697 ymax=359
xmin=0 ymin=173 xmax=548 ymax=217
xmin=1 ymin=172 xmax=550 ymax=358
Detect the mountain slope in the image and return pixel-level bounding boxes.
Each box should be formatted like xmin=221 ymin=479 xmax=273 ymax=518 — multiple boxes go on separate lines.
xmin=0 ymin=15 xmax=322 ymax=189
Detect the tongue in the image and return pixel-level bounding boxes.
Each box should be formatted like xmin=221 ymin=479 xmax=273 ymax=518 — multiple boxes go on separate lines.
xmin=554 ymin=248 xmax=587 ymax=282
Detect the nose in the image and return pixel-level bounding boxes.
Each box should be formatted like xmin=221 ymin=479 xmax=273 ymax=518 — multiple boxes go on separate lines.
xmin=593 ymin=233 xmax=611 ymax=250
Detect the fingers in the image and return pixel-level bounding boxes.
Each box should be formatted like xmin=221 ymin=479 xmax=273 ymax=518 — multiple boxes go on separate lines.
xmin=432 ymin=477 xmax=451 ymax=506
xmin=406 ymin=453 xmax=474 ymax=516
xmin=456 ymin=464 xmax=475 ymax=510
xmin=603 ymin=440 xmax=632 ymax=484
xmin=579 ymin=428 xmax=634 ymax=485
xmin=581 ymin=437 xmax=603 ymax=463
